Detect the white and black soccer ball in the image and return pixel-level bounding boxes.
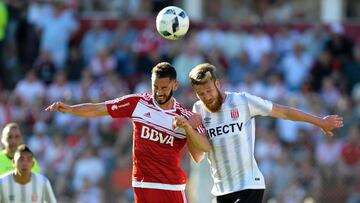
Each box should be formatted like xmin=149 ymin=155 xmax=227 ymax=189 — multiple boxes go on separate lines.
xmin=156 ymin=6 xmax=189 ymax=40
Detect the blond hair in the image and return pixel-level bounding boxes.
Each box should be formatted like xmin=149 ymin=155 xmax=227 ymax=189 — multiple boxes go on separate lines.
xmin=189 ymin=63 xmax=218 ymax=86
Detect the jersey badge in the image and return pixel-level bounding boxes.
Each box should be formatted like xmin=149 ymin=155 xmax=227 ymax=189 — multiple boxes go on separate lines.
xmin=32 ymin=194 xmax=38 ymax=201
xmin=230 ymin=109 xmax=239 ymax=119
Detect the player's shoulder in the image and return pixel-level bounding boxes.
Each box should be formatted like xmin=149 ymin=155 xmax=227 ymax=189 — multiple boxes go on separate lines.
xmin=109 ymin=93 xmax=152 ymax=103
xmin=175 ymin=101 xmax=194 ymax=118
xmin=32 ymin=172 xmax=50 ymax=182
xmin=122 ymin=92 xmax=151 ymax=100
xmin=0 ymin=171 xmax=13 ymax=180
xmin=228 ymin=91 xmax=257 ymax=99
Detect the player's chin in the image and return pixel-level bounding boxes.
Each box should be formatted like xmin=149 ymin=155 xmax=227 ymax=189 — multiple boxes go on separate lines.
xmin=155 ymin=98 xmax=166 ymax=104
xmin=20 ymin=168 xmax=31 ymax=173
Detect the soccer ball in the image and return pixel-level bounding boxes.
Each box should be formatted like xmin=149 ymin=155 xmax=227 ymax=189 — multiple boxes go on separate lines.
xmin=156 ymin=6 xmax=190 ymax=40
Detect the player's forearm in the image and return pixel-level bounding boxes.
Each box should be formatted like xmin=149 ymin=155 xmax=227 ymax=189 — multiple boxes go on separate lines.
xmin=68 ymin=103 xmax=108 ymax=117
xmin=273 ymin=105 xmax=323 ymax=127
xmin=188 ymin=141 xmax=206 ymax=163
xmin=184 ymin=126 xmax=211 ymax=152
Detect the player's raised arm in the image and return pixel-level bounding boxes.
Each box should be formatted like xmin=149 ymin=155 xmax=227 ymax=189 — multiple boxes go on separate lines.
xmin=173 ymin=114 xmax=210 ymax=163
xmin=270 ymin=103 xmax=344 ymax=136
xmin=45 ymin=101 xmax=109 ymax=118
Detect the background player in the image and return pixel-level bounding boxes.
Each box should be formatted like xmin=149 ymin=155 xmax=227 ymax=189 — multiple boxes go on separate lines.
xmin=0 ymin=144 xmax=57 ymax=203
xmin=188 ymin=63 xmax=344 ymax=203
xmin=0 ymin=122 xmax=40 ymax=174
xmin=45 ymin=62 xmax=210 ymax=203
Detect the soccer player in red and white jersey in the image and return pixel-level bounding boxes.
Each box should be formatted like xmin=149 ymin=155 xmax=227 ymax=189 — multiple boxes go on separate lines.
xmin=45 ymin=62 xmax=211 ymax=203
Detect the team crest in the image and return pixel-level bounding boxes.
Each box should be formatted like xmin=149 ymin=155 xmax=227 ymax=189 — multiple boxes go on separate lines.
xmin=32 ymin=194 xmax=38 ymax=201
xmin=230 ymin=109 xmax=239 ymax=119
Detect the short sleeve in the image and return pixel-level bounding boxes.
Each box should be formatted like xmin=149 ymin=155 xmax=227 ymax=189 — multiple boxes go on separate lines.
xmin=245 ymin=93 xmax=273 ymax=117
xmin=105 ymin=95 xmax=139 ymax=118
xmin=43 ymin=178 xmax=57 ymax=203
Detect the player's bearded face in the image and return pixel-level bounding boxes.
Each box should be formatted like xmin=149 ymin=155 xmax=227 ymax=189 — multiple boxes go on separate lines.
xmin=155 ymin=89 xmax=173 ymax=105
xmin=194 ymin=80 xmax=223 ymax=112
xmin=152 ymin=77 xmax=176 ymax=105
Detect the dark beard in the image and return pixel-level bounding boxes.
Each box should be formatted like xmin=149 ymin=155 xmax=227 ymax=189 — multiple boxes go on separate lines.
xmin=204 ymin=88 xmax=223 ymax=112
xmin=155 ymin=90 xmax=173 ymax=105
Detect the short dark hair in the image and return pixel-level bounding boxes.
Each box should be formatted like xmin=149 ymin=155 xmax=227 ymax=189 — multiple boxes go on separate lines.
xmin=189 ymin=63 xmax=218 ymax=86
xmin=14 ymin=144 xmax=34 ymax=158
xmin=151 ymin=62 xmax=177 ymax=80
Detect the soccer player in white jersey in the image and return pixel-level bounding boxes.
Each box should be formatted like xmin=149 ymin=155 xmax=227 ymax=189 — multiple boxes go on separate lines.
xmin=188 ymin=63 xmax=344 ymax=203
xmin=0 ymin=144 xmax=56 ymax=203
xmin=45 ymin=62 xmax=211 ymax=203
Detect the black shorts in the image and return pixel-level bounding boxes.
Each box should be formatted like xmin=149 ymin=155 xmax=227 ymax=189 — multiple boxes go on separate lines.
xmin=216 ymin=189 xmax=264 ymax=203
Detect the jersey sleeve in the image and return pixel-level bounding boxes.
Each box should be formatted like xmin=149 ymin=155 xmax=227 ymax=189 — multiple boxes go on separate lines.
xmin=43 ymin=178 xmax=57 ymax=203
xmin=105 ymin=95 xmax=139 ymax=118
xmin=244 ymin=93 xmax=273 ymax=117
xmin=191 ymin=104 xmax=206 ymax=135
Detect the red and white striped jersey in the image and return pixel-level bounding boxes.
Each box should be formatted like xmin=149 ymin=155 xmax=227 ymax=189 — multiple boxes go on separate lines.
xmin=106 ymin=93 xmax=199 ymax=191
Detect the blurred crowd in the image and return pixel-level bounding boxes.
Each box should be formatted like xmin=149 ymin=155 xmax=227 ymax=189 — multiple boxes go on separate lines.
xmin=0 ymin=1 xmax=360 ymax=203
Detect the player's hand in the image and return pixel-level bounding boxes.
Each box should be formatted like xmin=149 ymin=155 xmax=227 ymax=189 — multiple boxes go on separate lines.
xmin=45 ymin=101 xmax=72 ymax=113
xmin=320 ymin=115 xmax=344 ymax=136
xmin=173 ymin=116 xmax=191 ymax=130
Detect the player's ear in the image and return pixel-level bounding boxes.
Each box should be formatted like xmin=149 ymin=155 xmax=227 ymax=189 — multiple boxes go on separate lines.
xmin=215 ymin=79 xmax=221 ymax=89
xmin=173 ymin=80 xmax=179 ymax=91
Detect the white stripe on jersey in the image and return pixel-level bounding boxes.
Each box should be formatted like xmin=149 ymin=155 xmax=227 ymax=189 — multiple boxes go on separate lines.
xmin=132 ymin=118 xmax=186 ymax=139
xmin=193 ymin=92 xmax=273 ymax=196
xmin=132 ymin=101 xmax=188 ymax=138
xmin=0 ymin=172 xmax=57 ymax=203
xmin=132 ymin=181 xmax=186 ymax=191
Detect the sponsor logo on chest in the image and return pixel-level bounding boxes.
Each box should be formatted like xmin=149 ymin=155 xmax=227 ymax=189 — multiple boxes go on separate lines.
xmin=140 ymin=126 xmax=174 ymax=146
xmin=206 ymin=122 xmax=244 ymax=139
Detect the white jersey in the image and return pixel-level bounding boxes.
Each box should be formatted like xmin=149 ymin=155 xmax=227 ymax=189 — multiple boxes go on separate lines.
xmin=193 ymin=92 xmax=273 ymax=196
xmin=0 ymin=172 xmax=57 ymax=203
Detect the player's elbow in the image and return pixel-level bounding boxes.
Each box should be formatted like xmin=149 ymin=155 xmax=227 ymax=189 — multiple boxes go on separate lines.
xmin=192 ymin=153 xmax=205 ymax=164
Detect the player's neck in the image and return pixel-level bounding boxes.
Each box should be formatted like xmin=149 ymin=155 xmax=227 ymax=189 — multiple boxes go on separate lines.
xmin=157 ymin=97 xmax=175 ymax=110
xmin=5 ymin=149 xmax=14 ymax=160
xmin=13 ymin=171 xmax=32 ymax=185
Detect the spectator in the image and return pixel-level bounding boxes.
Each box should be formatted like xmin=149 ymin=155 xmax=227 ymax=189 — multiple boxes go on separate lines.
xmin=309 ymin=51 xmax=335 ymax=92
xmin=315 ymin=136 xmax=342 ymax=184
xmin=343 ymin=47 xmax=360 ymax=94
xmin=28 ymin=121 xmax=53 ymax=170
xmin=324 ymin=23 xmax=354 ymax=68
xmin=339 ymin=125 xmax=360 ymax=184
xmin=172 ymin=38 xmax=204 ymax=87
xmin=89 ymin=48 xmax=116 ymax=78
xmin=38 ymin=1 xmax=78 ymax=69
xmin=244 ymin=24 xmax=273 ymax=65
xmin=81 ymin=20 xmax=112 ymax=64
xmin=33 ymin=49 xmax=56 ymax=85
xmin=279 ymin=42 xmax=313 ymax=91
xmin=46 ymin=71 xmax=72 ymax=103
xmin=14 ymin=69 xmax=45 ymax=106
xmin=65 ymin=46 xmax=85 ymax=82
xmin=72 ymin=148 xmax=105 ymax=192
